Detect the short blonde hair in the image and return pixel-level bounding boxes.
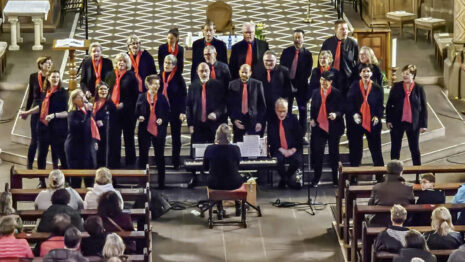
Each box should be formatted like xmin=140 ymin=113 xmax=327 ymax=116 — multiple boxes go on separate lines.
xmin=359 ymin=46 xmax=379 ymax=65
xmin=89 ymin=42 xmax=103 ymax=54
xmin=95 ymin=167 xmax=112 ymax=185
xmin=390 ymin=204 xmax=407 ymax=224
xmin=68 ymin=89 xmax=85 ymax=112
xmin=126 ymin=34 xmax=141 ymax=47
xmin=215 ymin=124 xmax=232 ymax=145
xmin=431 ymin=206 xmax=454 ymax=236
xmin=319 ymin=50 xmax=333 ymax=64
xmin=0 ymin=215 xmax=16 ymax=235
xmin=103 ymin=233 xmax=125 ymax=258
xmin=48 ymin=169 xmax=65 ymax=189
xmin=114 ymin=53 xmax=132 ymax=71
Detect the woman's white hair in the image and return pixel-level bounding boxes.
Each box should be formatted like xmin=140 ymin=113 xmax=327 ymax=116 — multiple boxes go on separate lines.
xmin=114 ymin=53 xmax=132 ymax=71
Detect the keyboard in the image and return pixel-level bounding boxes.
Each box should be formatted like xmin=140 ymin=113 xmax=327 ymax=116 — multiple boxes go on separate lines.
xmin=184 ymin=158 xmax=277 ymax=171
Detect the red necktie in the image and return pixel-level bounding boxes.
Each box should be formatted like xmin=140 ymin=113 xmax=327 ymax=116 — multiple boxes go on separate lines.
xmin=359 ymin=80 xmax=373 ymax=132
xmin=241 ymin=83 xmax=248 ymax=114
xmin=81 ymin=108 xmax=101 ymax=140
xmin=147 ymin=93 xmax=158 ymax=137
xmin=111 ymin=69 xmax=126 ymax=106
xmin=333 ymin=40 xmax=341 ymax=70
xmin=201 ymin=83 xmax=207 ymax=122
xmin=317 ymin=86 xmax=332 ymax=133
xmin=92 ymin=59 xmax=102 ymax=89
xmin=267 ymin=69 xmax=271 ymax=83
xmin=129 ymin=51 xmax=143 ymax=93
xmin=402 ymin=81 xmax=415 ymax=124
xmin=279 ymin=120 xmax=288 ymax=150
xmin=245 ymin=43 xmax=253 ymax=67
xmin=289 ymin=49 xmax=299 ymax=79
xmin=40 ymin=85 xmax=59 ymax=126
xmin=210 ymin=65 xmax=216 ymax=79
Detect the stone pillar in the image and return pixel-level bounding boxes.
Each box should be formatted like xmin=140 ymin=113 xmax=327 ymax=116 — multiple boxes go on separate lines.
xmin=8 ymin=17 xmax=19 ymax=51
xmin=454 ymin=0 xmax=465 ymax=45
xmin=32 ymin=17 xmax=43 ymax=51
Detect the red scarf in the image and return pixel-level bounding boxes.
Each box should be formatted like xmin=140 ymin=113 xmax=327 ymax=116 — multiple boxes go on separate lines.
xmin=129 ymin=51 xmax=143 ymax=93
xmin=317 ymin=86 xmax=332 ymax=133
xmin=168 ymin=43 xmax=178 ymax=56
xmin=38 ymin=72 xmax=44 ymax=92
xmin=92 ymin=58 xmax=102 ymax=87
xmin=320 ymin=66 xmax=331 ymax=74
xmin=40 ymin=85 xmax=59 ymax=126
xmin=146 ymin=92 xmax=158 ymax=137
xmin=81 ymin=108 xmax=101 ymax=140
xmin=401 ymin=81 xmax=415 ymax=123
xmin=111 ymin=69 xmax=126 ymax=106
xmin=359 ymin=80 xmax=373 ymax=132
xmin=162 ymin=69 xmax=177 ymax=101
xmin=92 ymin=98 xmax=106 ymax=117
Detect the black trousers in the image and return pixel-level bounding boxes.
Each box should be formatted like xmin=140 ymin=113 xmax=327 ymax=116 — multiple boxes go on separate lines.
xmin=276 ymin=151 xmax=303 ymax=182
xmin=390 ymin=122 xmax=421 ymax=165
xmin=113 ymin=113 xmax=137 ymax=168
xmin=347 ymin=124 xmax=384 ymax=167
xmin=38 ymin=130 xmax=67 ymax=170
xmin=168 ymin=112 xmax=182 ymax=168
xmin=232 ymin=115 xmax=262 ymax=142
xmin=138 ymin=130 xmax=166 ymax=187
xmin=68 ymin=154 xmax=95 ymax=188
xmin=27 ymin=113 xmax=39 ymax=169
xmin=310 ymin=126 xmax=341 ymax=184
xmin=191 ymin=122 xmax=216 ymax=144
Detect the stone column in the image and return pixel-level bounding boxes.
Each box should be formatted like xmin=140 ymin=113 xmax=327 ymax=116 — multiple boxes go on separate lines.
xmin=32 ymin=17 xmax=43 ymax=51
xmin=8 ymin=17 xmax=19 ymax=51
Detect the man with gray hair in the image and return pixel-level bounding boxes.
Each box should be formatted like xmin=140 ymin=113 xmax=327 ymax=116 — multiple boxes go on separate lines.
xmin=368 ymin=160 xmax=414 ymax=226
xmin=126 ymin=34 xmax=157 ymax=92
xmin=80 ymin=42 xmax=114 ymax=98
xmin=202 ymin=45 xmax=231 ymax=95
xmin=229 ymin=22 xmax=269 ymax=79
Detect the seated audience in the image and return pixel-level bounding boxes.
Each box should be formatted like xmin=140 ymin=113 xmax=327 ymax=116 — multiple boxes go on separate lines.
xmin=413 ymin=173 xmax=446 ymax=226
xmin=448 ymin=243 xmax=465 ymax=262
xmin=38 ymin=213 xmax=72 ymax=256
xmin=84 ymin=167 xmax=123 ymax=209
xmin=37 ymin=189 xmax=83 ymax=232
xmin=35 ymin=169 xmax=84 ymax=210
xmin=394 ymin=230 xmax=437 ymax=262
xmin=0 ymin=216 xmax=33 ymax=258
xmin=103 ymin=233 xmax=126 ymax=259
xmin=373 ymin=205 xmax=409 ymax=253
xmin=424 ymin=207 xmax=463 ymax=256
xmin=107 ymin=257 xmax=123 ymax=262
xmin=81 ymin=215 xmax=108 ymax=256
xmin=368 ymin=160 xmax=415 ymax=226
xmin=44 ymin=226 xmax=89 ymax=262
xmin=452 ymin=182 xmax=465 ymax=204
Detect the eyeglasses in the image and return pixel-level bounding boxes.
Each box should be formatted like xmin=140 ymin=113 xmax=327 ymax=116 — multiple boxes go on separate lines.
xmin=130 ymin=42 xmax=140 ymax=46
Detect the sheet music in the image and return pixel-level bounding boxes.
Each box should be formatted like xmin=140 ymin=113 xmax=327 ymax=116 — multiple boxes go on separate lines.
xmin=259 ymin=137 xmax=268 ymax=157
xmin=237 ymin=135 xmax=260 ymax=157
xmin=192 ymin=143 xmax=211 ymax=159
xmin=55 ymin=38 xmax=85 ymax=48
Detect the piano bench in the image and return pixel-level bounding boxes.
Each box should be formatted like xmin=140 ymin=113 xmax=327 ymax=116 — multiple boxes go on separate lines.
xmin=206 ymin=184 xmax=248 ymax=229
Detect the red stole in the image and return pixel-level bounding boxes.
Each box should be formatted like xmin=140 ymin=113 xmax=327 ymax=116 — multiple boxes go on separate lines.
xmin=320 ymin=66 xmax=331 ymax=74
xmin=146 ymin=92 xmax=158 ymax=137
xmin=129 ymin=51 xmax=143 ymax=93
xmin=317 ymin=86 xmax=332 ymax=133
xmin=359 ymin=80 xmax=373 ymax=132
xmin=81 ymin=108 xmax=101 ymax=140
xmin=92 ymin=58 xmax=102 ymax=88
xmin=401 ymin=81 xmax=415 ymax=123
xmin=40 ymin=85 xmax=59 ymax=126
xmin=162 ymin=69 xmax=177 ymax=102
xmin=168 ymin=43 xmax=179 ymax=56
xmin=92 ymin=99 xmax=106 ymax=117
xmin=111 ymin=69 xmax=126 ymax=106
xmin=38 ymin=72 xmax=44 ymax=92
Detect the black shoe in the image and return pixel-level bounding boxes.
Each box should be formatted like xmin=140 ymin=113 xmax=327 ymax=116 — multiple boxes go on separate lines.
xmin=217 ymin=209 xmax=225 ymax=220
xmin=187 ymin=176 xmax=198 ymax=189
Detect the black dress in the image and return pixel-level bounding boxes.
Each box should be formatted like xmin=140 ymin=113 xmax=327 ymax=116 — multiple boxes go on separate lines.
xmin=93 ymin=99 xmax=117 ymax=168
xmin=203 ymin=144 xmax=243 ymax=190
xmin=158 ymin=43 xmax=184 ymax=76
xmin=26 ymin=72 xmax=45 ymax=169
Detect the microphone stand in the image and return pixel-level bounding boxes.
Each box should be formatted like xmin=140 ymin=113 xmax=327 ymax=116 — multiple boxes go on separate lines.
xmin=105 ymin=105 xmax=110 ymax=167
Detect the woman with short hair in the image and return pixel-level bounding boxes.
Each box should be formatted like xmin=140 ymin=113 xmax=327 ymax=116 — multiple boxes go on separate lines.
xmin=126 ymin=34 xmax=157 ymax=92
xmin=84 ymin=167 xmax=123 ymax=210
xmin=102 ymin=233 xmax=125 ymax=259
xmin=105 ymin=53 xmax=139 ymax=168
xmin=373 ymin=204 xmax=409 ymax=253
xmin=34 ymin=169 xmax=84 ymax=210
xmin=80 ymin=42 xmax=114 ymax=98
xmin=0 ymin=216 xmax=33 ymax=258
xmin=354 ymin=46 xmax=383 ymax=87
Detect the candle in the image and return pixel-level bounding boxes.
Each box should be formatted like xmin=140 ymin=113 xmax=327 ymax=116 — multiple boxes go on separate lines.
xmin=392 ymin=38 xmax=397 ymax=68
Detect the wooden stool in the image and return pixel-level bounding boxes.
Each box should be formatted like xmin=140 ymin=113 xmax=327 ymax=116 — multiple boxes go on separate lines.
xmin=414 ymin=17 xmax=446 ymax=44
xmin=386 ymin=11 xmax=416 ymax=37
xmin=206 ymin=184 xmax=248 ymax=229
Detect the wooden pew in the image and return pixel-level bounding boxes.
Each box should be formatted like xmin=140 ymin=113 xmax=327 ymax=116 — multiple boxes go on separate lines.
xmin=0 ymin=254 xmax=149 ymax=262
xmin=343 ymin=182 xmax=462 ymax=247
xmin=10 ymin=165 xmax=150 ymax=189
xmin=335 ymin=165 xmax=465 ymax=238
xmin=15 ymin=230 xmax=145 ymax=241
xmin=361 ymin=221 xmax=465 ymax=262
xmin=351 ymin=203 xmax=465 ymax=262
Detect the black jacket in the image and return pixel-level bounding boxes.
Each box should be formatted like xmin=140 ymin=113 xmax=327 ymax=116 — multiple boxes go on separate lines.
xmin=37 ymin=87 xmax=68 ymax=137
xmin=81 ymin=232 xmax=107 ymax=256
xmin=37 ymin=204 xmax=83 ymax=232
xmin=321 ymin=35 xmax=359 ymax=80
xmin=279 ymin=46 xmax=313 ymax=96
xmin=191 ymin=37 xmax=228 ymax=81
xmin=158 ymin=71 xmax=187 ymax=114
xmin=386 ymin=81 xmax=428 ymax=131
xmin=424 ymin=231 xmax=463 ymax=250
xmin=267 ymin=113 xmax=303 ymax=157
xmin=44 ymin=249 xmax=89 ymax=262
xmin=205 ymin=61 xmax=231 ymax=93
xmin=229 ymin=39 xmax=269 ymax=79
xmin=308 ymin=67 xmax=341 ymax=100
xmin=412 ymin=189 xmax=446 ymax=226
xmin=393 ymin=248 xmax=437 ymax=262
xmin=227 ymin=78 xmax=266 ymax=128
xmin=80 ymin=57 xmax=114 ymax=97
xmin=254 ymin=65 xmax=293 ymax=113
xmin=65 ymin=110 xmax=96 ymax=169
xmin=127 ymin=49 xmax=157 ymax=92
xmin=158 ymin=43 xmax=184 ymax=75
xmin=186 ymin=79 xmax=226 ymax=127
xmin=105 ymin=70 xmax=139 ymax=118
xmin=93 ymin=99 xmax=117 ymax=140
xmin=204 ymin=144 xmax=244 ymax=190
xmin=310 ymin=87 xmax=345 ymax=136
xmin=373 ymin=225 xmax=409 ymax=253
xmin=346 ymin=80 xmax=384 ymax=132
xmin=26 ymin=72 xmax=45 ymax=110
xmin=135 ymin=92 xmax=170 ymax=138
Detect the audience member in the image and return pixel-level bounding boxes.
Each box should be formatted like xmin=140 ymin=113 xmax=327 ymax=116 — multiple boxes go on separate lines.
xmin=81 ymin=216 xmax=108 ymax=257
xmin=412 ymin=173 xmax=445 ymax=226
xmin=448 ymin=243 xmax=465 ymax=262
xmin=35 ymin=169 xmax=84 ymax=210
xmin=394 ymin=230 xmax=437 ymax=262
xmin=44 ymin=226 xmax=89 ymax=261
xmin=38 ymin=213 xmax=72 ymax=256
xmin=0 ymin=216 xmax=33 ymax=258
xmin=37 ymin=189 xmax=83 ymax=232
xmin=373 ymin=205 xmax=409 ymax=254
xmin=368 ymin=160 xmax=414 ymax=226
xmin=84 ymin=167 xmax=123 ymax=210
xmin=102 ymin=233 xmax=126 ymax=259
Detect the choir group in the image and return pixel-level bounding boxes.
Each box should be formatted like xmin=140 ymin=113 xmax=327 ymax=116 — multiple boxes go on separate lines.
xmin=18 ymin=19 xmax=428 ymax=189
